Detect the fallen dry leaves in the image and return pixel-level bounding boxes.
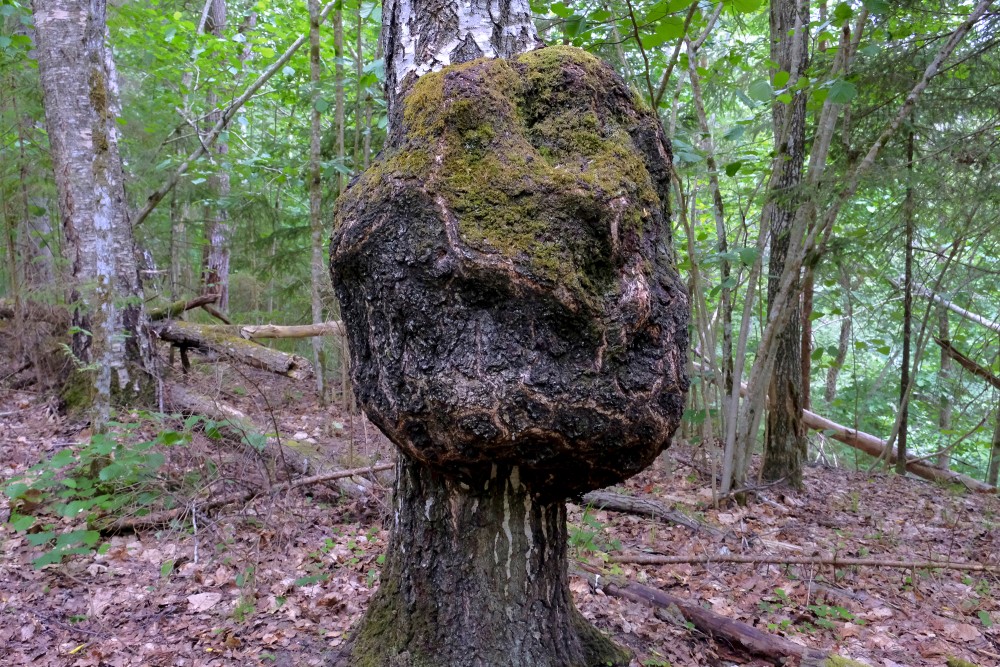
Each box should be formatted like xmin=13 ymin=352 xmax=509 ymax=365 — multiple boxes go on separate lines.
xmin=1 ymin=367 xmax=998 ymax=666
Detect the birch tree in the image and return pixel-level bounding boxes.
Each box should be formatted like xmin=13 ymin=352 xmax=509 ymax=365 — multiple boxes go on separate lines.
xmin=32 ymin=0 xmax=154 ymax=422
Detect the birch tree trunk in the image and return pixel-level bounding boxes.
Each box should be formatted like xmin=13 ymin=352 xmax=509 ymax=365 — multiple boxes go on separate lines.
xmin=201 ymin=0 xmax=232 ymax=313
xmin=332 ymin=2 xmax=660 ymax=665
xmin=33 ymin=0 xmax=154 ymax=420
xmin=762 ymin=0 xmax=809 ymax=486
xmin=308 ymin=0 xmax=328 ymax=403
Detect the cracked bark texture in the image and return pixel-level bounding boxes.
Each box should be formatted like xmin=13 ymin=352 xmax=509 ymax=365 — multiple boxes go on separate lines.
xmin=33 ymin=0 xmax=154 ymax=419
xmin=330 ymin=45 xmax=687 ymax=666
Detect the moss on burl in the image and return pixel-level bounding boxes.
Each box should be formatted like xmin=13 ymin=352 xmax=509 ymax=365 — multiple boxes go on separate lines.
xmin=367 ymin=46 xmax=662 ymax=311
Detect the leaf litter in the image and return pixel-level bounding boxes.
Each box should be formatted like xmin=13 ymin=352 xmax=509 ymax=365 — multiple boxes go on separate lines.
xmin=1 ymin=368 xmax=998 ymax=667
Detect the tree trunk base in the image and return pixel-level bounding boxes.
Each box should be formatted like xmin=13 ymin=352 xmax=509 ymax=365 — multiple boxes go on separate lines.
xmin=338 ymin=457 xmax=628 ymax=667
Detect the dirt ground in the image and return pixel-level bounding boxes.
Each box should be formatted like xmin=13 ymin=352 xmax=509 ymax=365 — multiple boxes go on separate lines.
xmin=1 ymin=358 xmax=998 ymax=667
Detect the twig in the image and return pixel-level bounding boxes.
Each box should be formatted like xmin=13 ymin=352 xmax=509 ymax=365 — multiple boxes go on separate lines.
xmin=105 ymin=462 xmax=395 ymax=532
xmin=609 ymin=552 xmax=1000 ymax=572
xmin=132 ymin=0 xmax=340 ymax=227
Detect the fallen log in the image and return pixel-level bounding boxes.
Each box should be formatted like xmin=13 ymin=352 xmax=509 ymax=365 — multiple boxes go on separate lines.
xmin=577 ymin=489 xmax=722 ymax=537
xmin=148 ymin=294 xmax=219 ymax=321
xmin=933 ymin=337 xmax=1000 ymax=390
xmin=106 ymin=462 xmax=395 ymax=532
xmin=200 ymin=320 xmax=346 ymax=340
xmin=608 ymin=552 xmax=1000 ymax=573
xmin=166 ymin=384 xmax=311 ymax=476
xmin=155 ymin=320 xmax=312 ymax=379
xmin=572 ymin=564 xmax=848 ymax=667
xmin=692 ymin=362 xmax=995 ymax=493
xmin=802 ymin=409 xmax=994 ymax=492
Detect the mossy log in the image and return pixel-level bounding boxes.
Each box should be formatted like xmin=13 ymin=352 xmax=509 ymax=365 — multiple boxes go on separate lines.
xmin=165 ymin=384 xmax=310 ymax=476
xmin=154 ymin=320 xmax=312 ymax=379
xmin=147 ymin=294 xmax=219 ymax=321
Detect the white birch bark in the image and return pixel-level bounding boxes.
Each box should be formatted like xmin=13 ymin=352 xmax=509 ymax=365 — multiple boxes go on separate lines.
xmin=33 ymin=0 xmax=154 ymax=420
xmin=381 ymin=0 xmax=541 ymax=116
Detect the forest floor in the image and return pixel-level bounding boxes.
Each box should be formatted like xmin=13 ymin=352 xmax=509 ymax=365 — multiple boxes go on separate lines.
xmin=1 ymin=357 xmax=999 ymax=667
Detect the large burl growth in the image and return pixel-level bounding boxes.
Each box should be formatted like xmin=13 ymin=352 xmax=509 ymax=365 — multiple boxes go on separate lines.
xmin=330 ymin=46 xmax=688 ymax=667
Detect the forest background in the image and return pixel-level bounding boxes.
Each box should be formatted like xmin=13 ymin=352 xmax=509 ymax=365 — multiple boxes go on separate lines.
xmin=1 ymin=0 xmax=1000 ymax=664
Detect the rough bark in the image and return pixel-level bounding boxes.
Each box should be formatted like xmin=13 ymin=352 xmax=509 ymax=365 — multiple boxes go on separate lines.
xmin=897 ymin=129 xmax=915 ymax=475
xmin=762 ymin=0 xmax=809 ymax=486
xmin=33 ymin=0 xmax=154 ymax=420
xmin=338 ymin=459 xmax=628 ymax=667
xmin=331 ymin=49 xmax=687 ymax=499
xmin=331 ymin=14 xmax=688 ymax=663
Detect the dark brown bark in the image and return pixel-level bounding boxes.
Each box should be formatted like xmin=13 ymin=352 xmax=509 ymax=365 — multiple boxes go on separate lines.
xmin=762 ymin=0 xmax=809 ymax=485
xmin=338 ymin=458 xmax=628 ymax=667
xmin=989 ymin=408 xmax=1000 ymax=487
xmin=937 ymin=310 xmax=952 ymax=468
xmin=897 ymin=129 xmax=915 ymax=475
xmin=800 ymin=271 xmax=814 ymax=409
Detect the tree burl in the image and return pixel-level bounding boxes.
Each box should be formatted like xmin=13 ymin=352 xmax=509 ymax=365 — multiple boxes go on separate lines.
xmin=331 ymin=46 xmax=688 ymax=499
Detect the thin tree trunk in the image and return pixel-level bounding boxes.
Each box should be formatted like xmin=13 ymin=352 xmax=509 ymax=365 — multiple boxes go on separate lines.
xmin=201 ymin=0 xmax=232 ymax=313
xmin=800 ymin=271 xmax=814 ymax=410
xmin=685 ymin=39 xmax=732 ymax=439
xmin=897 ymin=129 xmax=915 ymax=475
xmin=309 ymin=0 xmax=328 ymax=404
xmin=33 ymin=0 xmax=154 ymax=420
xmin=988 ymin=405 xmax=1000 ymax=486
xmin=937 ymin=308 xmax=952 ymax=468
xmin=762 ymin=0 xmax=809 ymax=486
xmin=824 ymin=264 xmax=852 ymax=404
xmin=334 ymin=4 xmax=345 ymax=194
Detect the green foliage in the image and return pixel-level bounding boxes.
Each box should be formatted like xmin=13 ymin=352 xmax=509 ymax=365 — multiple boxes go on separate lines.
xmin=4 ymin=421 xmax=188 ymax=568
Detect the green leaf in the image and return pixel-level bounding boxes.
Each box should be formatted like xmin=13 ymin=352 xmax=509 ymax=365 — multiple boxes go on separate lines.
xmin=161 ymin=559 xmax=175 ymax=578
xmin=833 ymin=2 xmax=853 ymax=22
xmin=9 ymin=514 xmax=35 ymax=532
xmin=773 ymin=70 xmax=790 ymax=89
xmin=979 ymin=611 xmax=994 ymax=628
xmin=642 ymin=17 xmax=685 ymax=49
xmin=747 ymin=79 xmax=772 ymax=103
xmin=49 ymin=449 xmax=75 ymax=468
xmin=727 ymin=0 xmax=763 ymax=13
xmin=0 ymin=5 xmax=15 ymax=17
xmin=736 ymin=247 xmax=758 ymax=265
xmin=164 ymin=27 xmax=176 ymax=42
xmin=724 ymin=161 xmax=743 ymax=177
xmin=776 ymin=93 xmax=792 ymax=104
xmin=0 ymin=35 xmax=11 ymax=48
xmin=862 ymin=0 xmax=889 ymax=13
xmin=828 ymin=80 xmax=857 ymax=104
xmin=98 ymin=462 xmax=125 ymax=482
xmin=550 ymin=2 xmax=574 ymax=18
xmin=315 ymin=98 xmax=330 ymax=112
xmin=4 ymin=482 xmax=29 ymax=499
xmin=281 ymin=65 xmax=295 ymax=77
